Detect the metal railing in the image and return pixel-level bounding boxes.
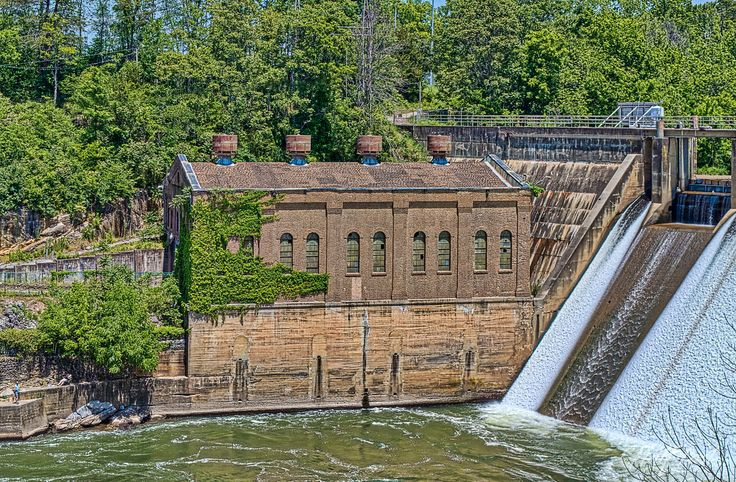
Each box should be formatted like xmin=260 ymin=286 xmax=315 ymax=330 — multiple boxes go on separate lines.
xmin=407 ymin=110 xmax=736 ymax=130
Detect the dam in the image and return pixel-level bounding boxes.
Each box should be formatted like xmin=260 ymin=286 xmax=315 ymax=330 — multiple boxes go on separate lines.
xmin=2 ymin=112 xmax=736 ymax=471
xmin=405 ymin=114 xmax=736 ymax=454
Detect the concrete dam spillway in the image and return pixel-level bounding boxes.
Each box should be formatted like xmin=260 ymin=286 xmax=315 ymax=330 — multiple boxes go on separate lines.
xmin=502 ymin=198 xmax=650 ymax=411
xmin=503 ymin=193 xmax=735 ymax=446
xmin=541 ymin=222 xmax=712 ymax=424
xmin=591 ymin=213 xmax=736 ymax=440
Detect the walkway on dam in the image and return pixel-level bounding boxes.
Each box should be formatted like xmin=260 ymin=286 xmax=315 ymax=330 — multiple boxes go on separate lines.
xmin=396 ymin=111 xmax=736 ymax=138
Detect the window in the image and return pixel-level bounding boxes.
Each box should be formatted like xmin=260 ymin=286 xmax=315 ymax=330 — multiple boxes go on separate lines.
xmin=244 ymin=236 xmax=255 ymax=254
xmin=500 ymin=230 xmax=513 ymax=270
xmin=412 ymin=232 xmax=426 ymax=272
xmin=474 ymin=231 xmax=487 ymax=271
xmin=372 ymin=232 xmax=386 ymax=273
xmin=438 ymin=231 xmax=451 ymax=271
xmin=347 ymin=232 xmax=360 ymax=273
xmin=279 ymin=233 xmax=293 ymax=267
xmin=306 ymin=233 xmax=319 ymax=273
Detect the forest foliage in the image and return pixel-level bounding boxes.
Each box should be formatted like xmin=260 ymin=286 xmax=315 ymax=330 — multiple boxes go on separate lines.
xmin=1 ymin=0 xmax=736 ymax=217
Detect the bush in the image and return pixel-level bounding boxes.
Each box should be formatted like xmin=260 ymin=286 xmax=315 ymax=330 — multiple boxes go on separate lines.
xmin=0 ymin=328 xmax=41 ymax=355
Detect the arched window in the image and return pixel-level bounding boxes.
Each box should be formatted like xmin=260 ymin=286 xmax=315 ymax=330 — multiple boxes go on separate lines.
xmin=306 ymin=233 xmax=319 ymax=273
xmin=474 ymin=231 xmax=487 ymax=271
xmin=412 ymin=232 xmax=426 ymax=272
xmin=347 ymin=232 xmax=360 ymax=273
xmin=244 ymin=236 xmax=255 ymax=254
xmin=372 ymin=232 xmax=386 ymax=273
xmin=438 ymin=231 xmax=451 ymax=271
xmin=279 ymin=233 xmax=293 ymax=268
xmin=500 ymin=230 xmax=513 ymax=270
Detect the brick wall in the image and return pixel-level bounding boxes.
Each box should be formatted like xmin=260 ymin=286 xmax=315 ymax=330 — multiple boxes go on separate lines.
xmin=228 ymin=189 xmax=533 ymax=302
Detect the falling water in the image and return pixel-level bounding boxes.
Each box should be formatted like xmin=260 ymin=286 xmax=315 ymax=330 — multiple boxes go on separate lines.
xmin=672 ymin=182 xmax=731 ymax=225
xmin=542 ymin=225 xmax=711 ymax=424
xmin=502 ymin=198 xmax=650 ymax=411
xmin=591 ymin=214 xmax=736 ymax=442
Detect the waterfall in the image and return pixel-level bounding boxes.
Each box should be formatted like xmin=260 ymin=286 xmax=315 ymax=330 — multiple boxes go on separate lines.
xmin=590 ymin=214 xmax=736 ymax=442
xmin=542 ymin=225 xmax=711 ymax=424
xmin=502 ymin=199 xmax=650 ymax=411
xmin=672 ymin=182 xmax=731 ymax=225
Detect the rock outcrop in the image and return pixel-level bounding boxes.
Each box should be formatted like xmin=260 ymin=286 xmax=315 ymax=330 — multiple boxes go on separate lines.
xmin=52 ymin=401 xmax=117 ymax=432
xmin=109 ymin=406 xmax=151 ymax=428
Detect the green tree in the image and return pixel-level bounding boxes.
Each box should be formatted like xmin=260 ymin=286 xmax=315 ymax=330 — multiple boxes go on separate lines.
xmin=38 ymin=263 xmax=183 ymax=374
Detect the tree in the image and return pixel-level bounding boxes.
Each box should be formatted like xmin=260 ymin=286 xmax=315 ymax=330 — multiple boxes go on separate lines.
xmin=434 ymin=0 xmax=523 ymax=113
xmin=37 ymin=263 xmax=183 ymax=374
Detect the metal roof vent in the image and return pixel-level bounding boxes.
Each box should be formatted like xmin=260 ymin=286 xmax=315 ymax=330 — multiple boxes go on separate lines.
xmin=357 ymin=135 xmax=382 ymax=165
xmin=427 ymin=135 xmax=451 ymax=165
xmin=213 ymin=134 xmax=237 ymax=165
xmin=286 ymin=135 xmax=311 ymax=165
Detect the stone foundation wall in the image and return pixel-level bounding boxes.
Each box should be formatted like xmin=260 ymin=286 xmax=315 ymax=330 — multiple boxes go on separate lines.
xmin=188 ymin=299 xmax=535 ymax=405
xmin=0 ymin=399 xmax=47 ymax=439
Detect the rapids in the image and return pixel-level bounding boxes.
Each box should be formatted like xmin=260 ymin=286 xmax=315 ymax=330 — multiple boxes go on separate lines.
xmin=0 ymin=404 xmax=671 ymax=481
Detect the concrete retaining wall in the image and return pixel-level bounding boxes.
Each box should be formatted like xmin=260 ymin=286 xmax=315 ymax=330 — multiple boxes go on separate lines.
xmin=404 ymin=125 xmax=643 ymax=162
xmin=0 ymin=248 xmax=165 ymax=285
xmin=0 ymin=399 xmax=47 ymax=440
xmin=538 ymin=154 xmax=645 ymax=330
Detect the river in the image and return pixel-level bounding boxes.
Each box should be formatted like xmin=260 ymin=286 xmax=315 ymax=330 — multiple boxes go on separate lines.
xmin=0 ymin=404 xmax=668 ymax=481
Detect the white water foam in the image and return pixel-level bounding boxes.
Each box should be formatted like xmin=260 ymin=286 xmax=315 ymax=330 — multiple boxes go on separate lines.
xmin=502 ymin=200 xmax=650 ymax=411
xmin=591 ymin=214 xmax=736 ymax=443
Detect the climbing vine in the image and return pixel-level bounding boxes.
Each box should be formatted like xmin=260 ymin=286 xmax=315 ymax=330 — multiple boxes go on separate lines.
xmin=176 ymin=191 xmax=328 ymax=315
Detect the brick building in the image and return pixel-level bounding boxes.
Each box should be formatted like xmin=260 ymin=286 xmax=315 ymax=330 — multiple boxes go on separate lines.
xmin=160 ymin=151 xmax=536 ymax=407
xmin=163 ymin=155 xmax=533 ymax=301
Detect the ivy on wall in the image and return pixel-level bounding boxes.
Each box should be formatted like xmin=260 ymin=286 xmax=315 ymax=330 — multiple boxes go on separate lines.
xmin=176 ymin=191 xmax=328 ymax=315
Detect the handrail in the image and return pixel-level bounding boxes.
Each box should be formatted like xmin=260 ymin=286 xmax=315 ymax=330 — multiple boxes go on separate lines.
xmin=406 ymin=111 xmax=736 ymax=130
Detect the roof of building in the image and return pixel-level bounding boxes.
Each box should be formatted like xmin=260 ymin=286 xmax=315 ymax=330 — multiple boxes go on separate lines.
xmin=179 ymin=156 xmax=526 ymax=192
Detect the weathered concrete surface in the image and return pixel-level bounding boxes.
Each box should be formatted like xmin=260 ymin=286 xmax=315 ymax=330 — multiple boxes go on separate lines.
xmin=536 ymin=154 xmax=644 ymax=331
xmin=506 ymin=160 xmax=621 ymax=288
xmin=188 ymin=299 xmax=535 ymax=404
xmin=0 ymin=399 xmax=47 ymax=440
xmin=405 ymin=125 xmax=643 ymax=162
xmin=0 ymin=248 xmax=164 ymax=285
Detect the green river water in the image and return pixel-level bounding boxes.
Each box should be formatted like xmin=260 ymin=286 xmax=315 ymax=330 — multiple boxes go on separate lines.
xmin=0 ymin=404 xmax=663 ymax=481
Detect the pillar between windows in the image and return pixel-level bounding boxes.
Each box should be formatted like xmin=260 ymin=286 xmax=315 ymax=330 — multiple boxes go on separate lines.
xmin=326 ymin=203 xmax=342 ymax=302
xmin=456 ymin=202 xmax=474 ymax=299
xmin=391 ymin=202 xmax=409 ymax=300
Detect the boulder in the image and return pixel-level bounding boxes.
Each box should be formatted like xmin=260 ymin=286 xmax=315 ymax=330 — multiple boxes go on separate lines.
xmin=52 ymin=400 xmax=117 ymax=432
xmin=109 ymin=406 xmax=151 ymax=428
xmin=40 ymin=222 xmax=67 ymax=237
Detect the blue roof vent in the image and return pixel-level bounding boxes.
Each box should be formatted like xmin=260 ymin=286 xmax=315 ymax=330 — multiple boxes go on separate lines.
xmin=286 ymin=135 xmax=311 ymax=166
xmin=361 ymin=156 xmax=380 ymax=166
xmin=357 ymin=135 xmax=382 ymax=166
xmin=431 ymin=157 xmax=449 ymax=165
xmin=289 ymin=156 xmax=308 ymax=166
xmin=213 ymin=135 xmax=237 ymax=165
